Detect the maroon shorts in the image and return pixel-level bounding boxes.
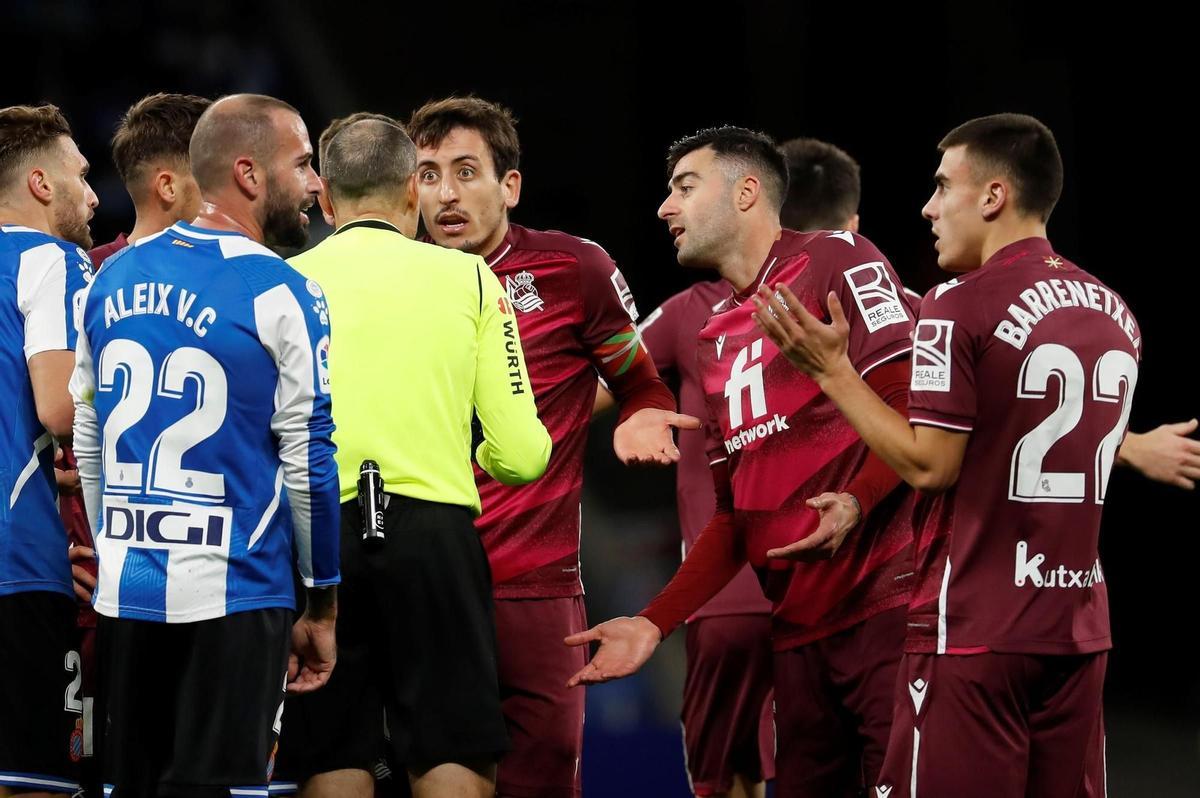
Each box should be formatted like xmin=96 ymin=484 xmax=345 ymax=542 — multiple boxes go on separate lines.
xmin=681 ymin=614 xmax=775 ymax=795
xmin=494 ymin=595 xmax=587 ymax=798
xmin=773 ymin=605 xmax=905 ymax=798
xmin=875 ymin=651 xmax=1108 ymax=798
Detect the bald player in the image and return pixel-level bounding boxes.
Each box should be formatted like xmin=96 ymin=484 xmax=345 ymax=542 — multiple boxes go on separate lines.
xmin=70 ymin=94 xmax=340 ymax=796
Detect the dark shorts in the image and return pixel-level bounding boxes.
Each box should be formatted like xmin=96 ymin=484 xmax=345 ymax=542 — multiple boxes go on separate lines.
xmin=773 ymin=604 xmax=905 ymax=798
xmin=96 ymin=607 xmax=290 ymax=798
xmin=275 ymin=497 xmax=508 ymax=788
xmin=875 ymin=650 xmax=1108 ymax=798
xmin=681 ymin=614 xmax=775 ymax=796
xmin=0 ymin=591 xmax=81 ymax=795
xmin=494 ymin=595 xmax=588 ymax=798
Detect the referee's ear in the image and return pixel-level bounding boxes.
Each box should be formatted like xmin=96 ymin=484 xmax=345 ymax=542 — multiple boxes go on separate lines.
xmin=404 ymin=172 xmax=418 ymax=214
xmin=318 ymin=176 xmax=336 ymax=227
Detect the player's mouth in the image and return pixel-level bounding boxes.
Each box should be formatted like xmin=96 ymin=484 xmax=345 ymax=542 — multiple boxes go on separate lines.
xmin=669 ymin=225 xmax=685 ymax=247
xmin=437 ymin=210 xmax=469 ymax=235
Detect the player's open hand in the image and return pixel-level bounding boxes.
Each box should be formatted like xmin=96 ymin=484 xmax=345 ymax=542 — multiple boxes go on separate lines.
xmin=1119 ymin=419 xmax=1200 ymax=490
xmin=752 ymin=285 xmax=852 ymax=382
xmin=68 ymin=544 xmax=97 ymax=604
xmin=766 ymin=491 xmax=861 ymax=561
xmin=288 ymin=613 xmax=337 ymax=694
xmin=613 ymin=407 xmax=702 ymax=466
xmin=564 ymin=615 xmax=662 ymax=687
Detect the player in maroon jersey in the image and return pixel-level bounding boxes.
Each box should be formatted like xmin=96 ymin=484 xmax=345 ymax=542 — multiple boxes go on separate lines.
xmin=568 ymin=126 xmax=918 ymax=797
xmin=402 ymin=96 xmax=697 ymax=798
xmin=753 ymin=113 xmax=1130 ymax=797
xmin=591 ymin=136 xmax=869 ymax=798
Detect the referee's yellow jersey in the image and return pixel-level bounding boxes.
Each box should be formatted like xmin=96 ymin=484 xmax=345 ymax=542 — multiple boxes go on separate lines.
xmin=289 ymin=219 xmax=551 ymax=514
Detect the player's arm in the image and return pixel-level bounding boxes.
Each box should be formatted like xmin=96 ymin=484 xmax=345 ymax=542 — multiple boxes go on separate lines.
xmin=473 ymin=262 xmax=552 ymax=485
xmin=565 ymin=458 xmax=744 ymax=687
xmin=1115 ymin=420 xmax=1200 ymax=489
xmin=253 ymin=277 xmax=341 ymax=693
xmin=593 ymin=298 xmax=680 ymax=419
xmin=767 ymin=358 xmax=911 ymax=561
xmin=68 ymin=291 xmax=101 ymax=529
xmin=23 ymin=244 xmax=91 ymax=443
xmin=753 ymin=285 xmax=969 ymax=493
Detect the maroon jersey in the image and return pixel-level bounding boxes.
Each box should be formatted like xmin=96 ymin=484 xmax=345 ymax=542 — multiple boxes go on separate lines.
xmin=700 ymin=230 xmax=917 ymax=648
xmin=906 ymin=238 xmax=1140 ymax=656
xmin=476 ymin=224 xmax=642 ymax=598
xmin=640 ymin=280 xmax=771 ymax=619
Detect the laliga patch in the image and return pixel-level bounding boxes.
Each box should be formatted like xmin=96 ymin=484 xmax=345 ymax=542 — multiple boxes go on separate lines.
xmin=306 ymin=278 xmax=323 ymax=298
xmin=911 ymin=319 xmax=953 ymax=392
xmin=843 ymin=262 xmax=908 ymax=332
xmin=610 ymin=269 xmax=639 ymax=321
xmin=316 ymin=335 xmax=331 ymax=394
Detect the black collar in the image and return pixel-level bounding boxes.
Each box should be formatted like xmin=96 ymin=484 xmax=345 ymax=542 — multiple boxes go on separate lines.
xmin=333 ymin=219 xmax=403 ymax=236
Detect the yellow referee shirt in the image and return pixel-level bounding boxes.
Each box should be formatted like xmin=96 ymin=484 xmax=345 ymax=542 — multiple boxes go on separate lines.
xmin=289 ymin=219 xmax=551 ymax=513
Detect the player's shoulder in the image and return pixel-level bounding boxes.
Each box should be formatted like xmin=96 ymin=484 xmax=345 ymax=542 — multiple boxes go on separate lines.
xmin=784 ymin=228 xmax=885 ymax=261
xmin=512 ymin=224 xmax=616 ymax=270
xmin=0 ymin=224 xmax=83 ymax=264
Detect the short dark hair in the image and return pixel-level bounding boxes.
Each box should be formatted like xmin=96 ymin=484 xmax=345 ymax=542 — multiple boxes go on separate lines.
xmin=939 ymin=113 xmax=1063 ymax=223
xmin=0 ymin=103 xmax=72 ymax=192
xmin=407 ymin=96 xmax=520 ymax=178
xmin=324 ymin=119 xmax=416 ymax=202
xmin=189 ymin=94 xmax=300 ymax=193
xmin=318 ymin=111 xmax=400 ymax=173
xmin=778 ymin=137 xmax=861 ymax=231
xmin=111 ymin=93 xmax=211 ymax=194
xmin=666 ymin=126 xmax=789 ymax=211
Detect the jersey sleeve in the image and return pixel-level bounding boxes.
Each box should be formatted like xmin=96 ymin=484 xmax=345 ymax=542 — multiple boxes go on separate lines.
xmin=252 ymin=271 xmax=340 ymax=588
xmin=578 ymin=241 xmax=641 ymax=347
xmin=907 ymin=284 xmax=980 ymax=433
xmin=637 ymin=290 xmax=687 ymax=376
xmin=18 ymin=241 xmax=92 ymax=358
xmin=69 ymin=281 xmax=101 ymax=531
xmin=810 ymin=233 xmax=915 ymax=377
xmin=473 ymin=261 xmax=552 ymax=485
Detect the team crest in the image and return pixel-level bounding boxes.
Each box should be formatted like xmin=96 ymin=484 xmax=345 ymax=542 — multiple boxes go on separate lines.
xmin=69 ymin=718 xmax=84 ymax=762
xmin=506 ymin=271 xmax=544 ymax=313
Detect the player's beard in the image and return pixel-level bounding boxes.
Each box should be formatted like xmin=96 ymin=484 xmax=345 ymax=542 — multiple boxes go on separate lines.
xmin=261 ymin=171 xmax=311 ymax=250
xmin=677 ymin=204 xmax=737 ymax=270
xmin=53 ymin=196 xmax=92 ymax=250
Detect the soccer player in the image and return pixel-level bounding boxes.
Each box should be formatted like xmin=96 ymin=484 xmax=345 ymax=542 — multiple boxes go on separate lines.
xmin=752 ymin=113 xmax=1131 ymax=797
xmin=69 ymin=94 xmax=340 ymax=796
xmin=590 ymin=135 xmax=868 ymax=798
xmin=275 ymin=118 xmax=551 ymax=798
xmin=53 ymin=93 xmax=212 ymax=793
xmin=406 ymin=96 xmax=697 ymax=798
xmin=0 ymin=102 xmax=96 ymax=798
xmin=568 ymin=126 xmax=917 ymax=797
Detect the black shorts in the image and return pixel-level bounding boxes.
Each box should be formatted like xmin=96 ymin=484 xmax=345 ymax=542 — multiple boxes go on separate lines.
xmin=0 ymin=591 xmax=81 ymax=795
xmin=275 ymin=496 xmax=508 ymax=786
xmin=97 ymin=608 xmax=290 ymax=798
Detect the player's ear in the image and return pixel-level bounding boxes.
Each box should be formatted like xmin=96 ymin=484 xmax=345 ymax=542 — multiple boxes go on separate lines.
xmin=27 ymin=166 xmax=53 ymax=205
xmin=736 ymin=175 xmax=762 ymax=212
xmin=404 ymin=172 xmax=418 ymax=214
xmin=233 ymin=156 xmax=260 ymax=199
xmin=317 ymin=177 xmax=335 ymax=226
xmin=981 ymin=179 xmax=1007 ymax=221
xmin=501 ymin=169 xmax=521 ymax=211
xmin=155 ymin=170 xmax=176 ymax=206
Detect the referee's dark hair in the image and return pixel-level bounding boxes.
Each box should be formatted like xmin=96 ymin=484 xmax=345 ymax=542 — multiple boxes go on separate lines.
xmin=667 ymin=126 xmax=789 ymax=212
xmin=323 ymin=118 xmax=416 ymax=203
xmin=939 ymin=113 xmax=1063 ymax=223
xmin=778 ymin=137 xmax=861 ymax=231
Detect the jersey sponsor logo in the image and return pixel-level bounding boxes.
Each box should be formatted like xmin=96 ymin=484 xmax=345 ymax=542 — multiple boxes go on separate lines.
xmin=502 ymin=319 xmax=527 ymax=395
xmin=912 ymin=319 xmax=953 ymax=392
xmin=844 ymin=262 xmax=909 ymax=332
xmin=1013 ymin=541 xmax=1104 ymax=589
xmin=609 ymin=269 xmax=639 ymax=321
xmin=102 ymin=283 xmax=218 ymax=338
xmin=497 ymin=296 xmax=512 ymax=315
xmin=724 ymin=338 xmax=766 ymax=428
xmin=102 ymin=496 xmax=232 ymax=548
xmin=506 ymin=270 xmax=544 ymax=313
xmin=723 ymin=412 xmax=791 ymax=454
xmin=316 ymin=335 xmax=331 ymax=394
xmin=993 ymin=278 xmax=1139 ymax=352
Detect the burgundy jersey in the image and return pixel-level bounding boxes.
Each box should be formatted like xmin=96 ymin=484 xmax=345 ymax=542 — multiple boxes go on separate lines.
xmin=906 ymin=238 xmax=1140 ymax=656
xmin=699 ymin=229 xmax=917 ymax=649
xmin=476 ymin=224 xmax=642 ymax=598
xmin=640 ymin=280 xmax=771 ymax=619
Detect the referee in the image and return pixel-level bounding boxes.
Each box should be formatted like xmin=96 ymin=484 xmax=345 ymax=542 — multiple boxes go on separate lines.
xmin=274 ymin=118 xmax=551 ymax=798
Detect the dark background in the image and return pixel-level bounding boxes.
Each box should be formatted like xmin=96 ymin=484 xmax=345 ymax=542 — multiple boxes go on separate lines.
xmin=5 ymin=1 xmax=1197 ymax=793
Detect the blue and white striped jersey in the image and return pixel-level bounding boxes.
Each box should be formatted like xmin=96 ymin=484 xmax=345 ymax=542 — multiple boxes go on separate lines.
xmin=70 ymin=222 xmax=340 ymax=622
xmin=0 ymin=224 xmax=92 ymax=597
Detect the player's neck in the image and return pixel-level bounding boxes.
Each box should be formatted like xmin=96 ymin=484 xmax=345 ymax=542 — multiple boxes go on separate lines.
xmin=0 ymin=199 xmax=54 ymax=237
xmin=128 ymin=206 xmax=182 ymax=244
xmin=474 ymin=216 xmax=510 ymax=261
xmin=191 ymin=200 xmax=264 ymax=243
xmin=333 ymin=202 xmax=417 ymax=239
xmin=718 ymin=219 xmax=782 ymax=293
xmin=980 ymin=218 xmax=1048 ymax=266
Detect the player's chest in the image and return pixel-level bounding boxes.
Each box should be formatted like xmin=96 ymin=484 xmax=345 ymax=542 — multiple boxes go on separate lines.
xmin=494 ymin=259 xmax=585 ymax=354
